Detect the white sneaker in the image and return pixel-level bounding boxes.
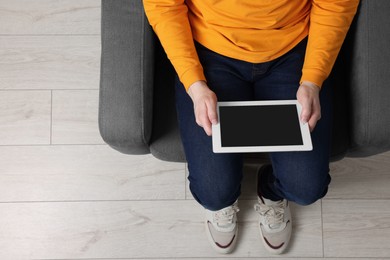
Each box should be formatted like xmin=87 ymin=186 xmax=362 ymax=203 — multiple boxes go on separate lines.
xmin=254 ymin=196 xmax=292 ymax=254
xmin=205 ymin=201 xmax=239 ymax=254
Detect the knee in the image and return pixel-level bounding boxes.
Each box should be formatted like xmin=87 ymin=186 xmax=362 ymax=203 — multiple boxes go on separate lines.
xmin=189 ymin=176 xmax=241 ymax=211
xmin=291 ymin=185 xmax=328 ymax=206
xmin=282 ymin=171 xmax=331 ymax=206
xmin=187 ymin=157 xmax=243 ymax=210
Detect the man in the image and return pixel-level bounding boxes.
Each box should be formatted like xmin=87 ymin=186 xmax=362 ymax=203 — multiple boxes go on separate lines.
xmin=143 ymin=0 xmax=359 ymax=254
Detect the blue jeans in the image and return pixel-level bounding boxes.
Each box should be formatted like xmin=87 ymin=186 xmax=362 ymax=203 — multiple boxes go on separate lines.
xmin=175 ymin=39 xmax=332 ymax=210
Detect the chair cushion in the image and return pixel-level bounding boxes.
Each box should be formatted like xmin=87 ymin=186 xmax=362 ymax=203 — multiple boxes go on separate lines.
xmin=149 ymin=42 xmax=186 ymax=162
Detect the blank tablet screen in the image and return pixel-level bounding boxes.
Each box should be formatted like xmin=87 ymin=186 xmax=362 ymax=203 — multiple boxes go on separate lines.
xmin=219 ymin=105 xmax=303 ymax=147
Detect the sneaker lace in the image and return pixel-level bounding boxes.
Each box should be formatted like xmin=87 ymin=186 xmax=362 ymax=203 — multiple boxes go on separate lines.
xmin=213 ymin=204 xmax=240 ymax=227
xmin=254 ymin=199 xmax=285 ymax=227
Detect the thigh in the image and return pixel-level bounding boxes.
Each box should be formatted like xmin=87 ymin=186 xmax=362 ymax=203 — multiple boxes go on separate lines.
xmin=253 ymin=38 xmax=333 ymax=203
xmin=174 ymin=43 xmax=254 ymax=210
xmin=269 ymin=82 xmax=333 ymax=204
xmin=176 ymin=42 xmax=254 ymax=158
xmin=175 ymin=78 xmax=244 ymax=210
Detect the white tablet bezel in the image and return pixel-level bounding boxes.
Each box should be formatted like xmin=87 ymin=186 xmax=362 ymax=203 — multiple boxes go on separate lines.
xmin=212 ymin=100 xmax=313 ymax=153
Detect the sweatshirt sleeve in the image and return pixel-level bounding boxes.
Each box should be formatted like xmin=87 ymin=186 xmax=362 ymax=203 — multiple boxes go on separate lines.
xmin=143 ymin=0 xmax=206 ymax=91
xmin=301 ymin=0 xmax=359 ymax=88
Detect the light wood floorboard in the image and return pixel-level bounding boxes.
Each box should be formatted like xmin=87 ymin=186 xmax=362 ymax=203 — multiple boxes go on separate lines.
xmin=77 ymin=259 xmax=390 ymax=260
xmin=327 ymin=152 xmax=390 ymax=199
xmin=52 ymin=90 xmax=104 ymax=144
xmin=0 ymin=36 xmax=100 ymax=90
xmin=0 ymin=200 xmax=322 ymax=259
xmin=323 ymin=199 xmax=390 ymax=258
xmin=0 ymin=0 xmax=100 ymax=35
xmin=0 ymin=146 xmax=185 ymax=202
xmin=93 ymin=259 xmax=390 ymax=260
xmin=90 ymin=259 xmax=390 ymax=260
xmin=0 ymin=90 xmax=51 ymax=145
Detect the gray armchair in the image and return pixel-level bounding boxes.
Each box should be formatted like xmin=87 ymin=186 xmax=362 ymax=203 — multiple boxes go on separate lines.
xmin=99 ymin=0 xmax=390 ymax=163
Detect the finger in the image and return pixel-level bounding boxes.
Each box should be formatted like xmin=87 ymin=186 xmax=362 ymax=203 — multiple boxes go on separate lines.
xmin=308 ymin=104 xmax=321 ymax=132
xmin=206 ymin=98 xmax=218 ymax=125
xmin=194 ymin=104 xmax=205 ymax=127
xmin=196 ymin=114 xmax=212 ymax=136
xmin=204 ymin=123 xmax=212 ymax=136
xmin=200 ymin=115 xmax=212 ymax=136
xmin=196 ymin=105 xmax=212 ymax=136
xmin=308 ymin=116 xmax=317 ymax=132
xmin=300 ymin=99 xmax=312 ymax=124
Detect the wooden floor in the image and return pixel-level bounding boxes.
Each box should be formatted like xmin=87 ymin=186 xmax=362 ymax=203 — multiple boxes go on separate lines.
xmin=1 ymin=1 xmax=390 ymax=259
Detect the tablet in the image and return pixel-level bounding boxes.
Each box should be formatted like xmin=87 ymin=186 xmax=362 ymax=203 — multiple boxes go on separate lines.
xmin=212 ymin=100 xmax=312 ymax=153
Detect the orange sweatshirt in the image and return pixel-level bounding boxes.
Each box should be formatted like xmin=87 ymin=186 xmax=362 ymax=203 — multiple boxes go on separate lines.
xmin=143 ymin=0 xmax=359 ymax=91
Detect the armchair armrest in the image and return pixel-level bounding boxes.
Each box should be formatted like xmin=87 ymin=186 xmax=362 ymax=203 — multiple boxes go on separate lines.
xmin=99 ymin=0 xmax=154 ymax=154
xmin=346 ymin=0 xmax=390 ymax=156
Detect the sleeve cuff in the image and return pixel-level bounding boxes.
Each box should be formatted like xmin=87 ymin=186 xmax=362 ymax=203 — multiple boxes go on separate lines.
xmin=180 ymin=66 xmax=207 ymax=91
xmin=301 ymin=68 xmax=328 ymax=89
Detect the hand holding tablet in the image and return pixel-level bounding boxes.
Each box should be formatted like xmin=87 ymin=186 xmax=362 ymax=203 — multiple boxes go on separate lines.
xmin=212 ymin=100 xmax=312 ymax=153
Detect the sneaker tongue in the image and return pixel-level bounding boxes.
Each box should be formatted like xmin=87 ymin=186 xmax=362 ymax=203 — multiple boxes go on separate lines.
xmin=263 ymin=198 xmax=281 ymax=206
xmin=261 ymin=199 xmax=285 ymax=229
xmin=213 ymin=220 xmax=236 ymax=232
xmin=218 ymin=223 xmax=231 ymax=229
xmin=216 ymin=218 xmax=233 ymax=229
xmin=269 ymin=223 xmax=281 ymax=229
